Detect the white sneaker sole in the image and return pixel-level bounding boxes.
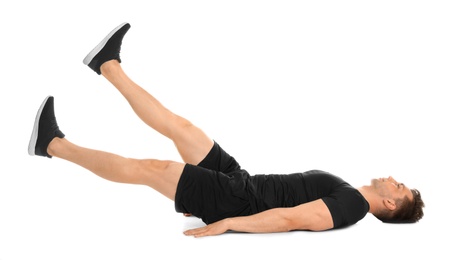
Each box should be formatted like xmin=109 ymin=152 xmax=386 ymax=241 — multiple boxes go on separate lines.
xmin=28 ymin=96 xmax=51 ymax=156
xmin=82 ymin=22 xmax=129 ymax=65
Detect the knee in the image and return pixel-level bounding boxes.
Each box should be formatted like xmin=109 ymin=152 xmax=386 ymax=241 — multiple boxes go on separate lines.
xmin=136 ymin=159 xmax=181 ymax=179
xmin=142 ymin=159 xmax=174 ymax=171
xmin=120 ymin=159 xmax=172 ymax=185
xmin=134 ymin=159 xmax=184 ymax=199
xmin=167 ymin=114 xmax=192 ymax=130
xmin=168 ymin=116 xmax=196 ymax=139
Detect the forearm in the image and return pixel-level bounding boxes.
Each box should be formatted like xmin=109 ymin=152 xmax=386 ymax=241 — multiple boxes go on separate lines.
xmin=225 ymin=208 xmax=293 ymax=233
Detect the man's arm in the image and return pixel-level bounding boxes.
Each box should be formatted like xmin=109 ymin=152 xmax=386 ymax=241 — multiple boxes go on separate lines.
xmin=183 ymin=199 xmax=333 ymax=238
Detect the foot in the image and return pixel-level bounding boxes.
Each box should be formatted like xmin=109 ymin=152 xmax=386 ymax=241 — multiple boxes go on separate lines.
xmin=83 ymin=22 xmax=131 ymax=75
xmin=28 ymin=96 xmax=65 ymax=158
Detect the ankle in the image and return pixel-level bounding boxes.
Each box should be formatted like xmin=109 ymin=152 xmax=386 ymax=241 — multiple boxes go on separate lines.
xmin=100 ymin=59 xmax=121 ymax=76
xmin=47 ymin=137 xmax=64 ymax=157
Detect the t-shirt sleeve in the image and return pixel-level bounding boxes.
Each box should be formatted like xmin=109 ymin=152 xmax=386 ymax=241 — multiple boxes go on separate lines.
xmin=321 ymin=188 xmax=369 ymax=229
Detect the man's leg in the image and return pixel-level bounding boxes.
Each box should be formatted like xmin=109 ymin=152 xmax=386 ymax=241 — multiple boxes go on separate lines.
xmin=100 ymin=60 xmax=214 ymax=165
xmin=47 ymin=138 xmax=184 ymax=200
xmin=28 ymin=96 xmax=184 ymax=200
xmin=83 ymin=22 xmax=214 ymax=165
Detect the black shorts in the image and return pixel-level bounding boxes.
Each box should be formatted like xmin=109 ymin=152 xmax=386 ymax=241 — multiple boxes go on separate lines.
xmin=174 ymin=141 xmax=252 ymax=224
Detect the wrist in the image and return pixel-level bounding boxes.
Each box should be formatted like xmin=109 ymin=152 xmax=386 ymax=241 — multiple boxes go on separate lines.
xmin=224 ymin=218 xmax=234 ymax=230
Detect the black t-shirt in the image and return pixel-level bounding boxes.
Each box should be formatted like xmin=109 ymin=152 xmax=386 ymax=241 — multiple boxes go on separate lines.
xmin=247 ymin=170 xmax=369 ymax=229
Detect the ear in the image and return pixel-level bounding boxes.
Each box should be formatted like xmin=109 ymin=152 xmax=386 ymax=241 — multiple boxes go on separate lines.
xmin=382 ymin=198 xmax=397 ymax=211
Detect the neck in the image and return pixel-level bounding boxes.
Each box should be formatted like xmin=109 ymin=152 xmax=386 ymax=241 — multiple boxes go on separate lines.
xmin=358 ymin=186 xmax=381 ymax=214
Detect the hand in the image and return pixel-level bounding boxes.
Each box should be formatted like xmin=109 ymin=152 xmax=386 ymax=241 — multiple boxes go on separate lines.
xmin=183 ymin=219 xmax=229 ymax=238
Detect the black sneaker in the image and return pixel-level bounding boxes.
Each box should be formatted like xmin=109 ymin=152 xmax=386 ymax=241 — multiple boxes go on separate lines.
xmin=28 ymin=96 xmax=65 ymax=158
xmin=83 ymin=22 xmax=131 ymax=75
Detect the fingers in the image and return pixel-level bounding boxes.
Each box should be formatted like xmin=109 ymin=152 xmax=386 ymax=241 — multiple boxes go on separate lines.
xmin=184 ymin=225 xmax=225 ymax=238
xmin=183 ymin=226 xmax=209 ymax=238
xmin=184 ymin=219 xmax=228 ymax=237
xmin=184 ymin=219 xmax=229 ymax=238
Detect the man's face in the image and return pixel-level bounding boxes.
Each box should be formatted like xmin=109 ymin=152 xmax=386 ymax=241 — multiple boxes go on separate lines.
xmin=371 ymin=176 xmax=414 ymax=201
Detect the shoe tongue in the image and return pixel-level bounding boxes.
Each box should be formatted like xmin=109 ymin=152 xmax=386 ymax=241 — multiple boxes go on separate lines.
xmin=55 ymin=129 xmax=65 ymax=139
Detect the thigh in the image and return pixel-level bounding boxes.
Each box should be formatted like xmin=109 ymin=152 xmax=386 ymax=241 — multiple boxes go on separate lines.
xmin=172 ymin=119 xmax=215 ymax=165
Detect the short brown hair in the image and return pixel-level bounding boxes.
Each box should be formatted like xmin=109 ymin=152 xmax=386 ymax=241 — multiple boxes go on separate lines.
xmin=375 ymin=188 xmax=424 ymax=223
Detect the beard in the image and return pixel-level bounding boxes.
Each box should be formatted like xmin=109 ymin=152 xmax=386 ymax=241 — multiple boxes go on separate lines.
xmin=370 ymin=178 xmax=389 ymax=197
xmin=371 ymin=178 xmax=381 ymax=187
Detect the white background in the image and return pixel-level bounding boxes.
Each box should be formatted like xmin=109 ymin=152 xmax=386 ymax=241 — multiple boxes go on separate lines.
xmin=1 ymin=1 xmax=449 ymax=259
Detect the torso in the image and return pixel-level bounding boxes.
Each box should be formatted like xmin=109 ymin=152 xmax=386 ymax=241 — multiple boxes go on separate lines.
xmin=247 ymin=170 xmax=370 ymax=228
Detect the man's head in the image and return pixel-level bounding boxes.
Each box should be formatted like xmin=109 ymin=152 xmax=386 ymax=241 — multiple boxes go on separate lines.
xmin=371 ymin=177 xmax=424 ymax=223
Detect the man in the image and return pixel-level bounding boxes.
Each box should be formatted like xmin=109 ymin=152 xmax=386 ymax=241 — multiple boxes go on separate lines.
xmin=28 ymin=22 xmax=424 ymax=238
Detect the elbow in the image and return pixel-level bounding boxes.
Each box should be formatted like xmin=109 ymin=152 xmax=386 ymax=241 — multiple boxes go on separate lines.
xmin=284 ymin=217 xmax=333 ymax=232
xmin=284 ymin=217 xmax=302 ymax=232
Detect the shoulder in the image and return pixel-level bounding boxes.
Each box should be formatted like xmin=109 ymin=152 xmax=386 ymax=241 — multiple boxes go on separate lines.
xmin=303 ymin=170 xmax=370 ymax=228
xmin=322 ymin=187 xmax=369 ymax=228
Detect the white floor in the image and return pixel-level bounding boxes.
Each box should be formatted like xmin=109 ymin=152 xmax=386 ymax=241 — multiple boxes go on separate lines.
xmin=1 ymin=1 xmax=449 ymax=259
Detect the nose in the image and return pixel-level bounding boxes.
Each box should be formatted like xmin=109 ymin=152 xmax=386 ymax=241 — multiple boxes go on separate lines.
xmin=388 ymin=176 xmax=397 ymax=184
